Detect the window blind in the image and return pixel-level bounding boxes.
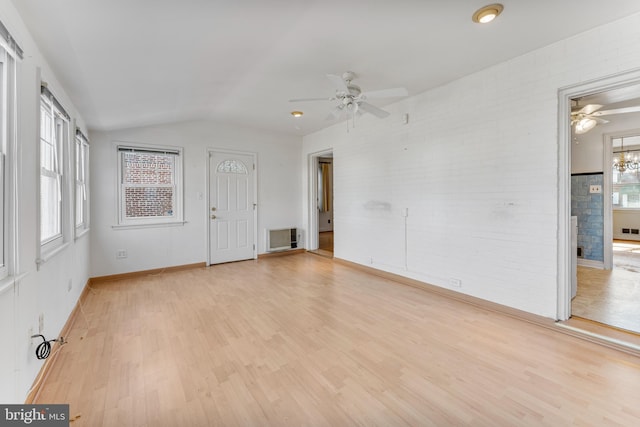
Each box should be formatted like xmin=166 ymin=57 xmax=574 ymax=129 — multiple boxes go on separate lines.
xmin=41 ymin=85 xmax=70 ymax=121
xmin=0 ymin=19 xmax=23 ymax=59
xmin=76 ymin=128 xmax=89 ymax=144
xmin=118 ymin=146 xmax=180 ymax=156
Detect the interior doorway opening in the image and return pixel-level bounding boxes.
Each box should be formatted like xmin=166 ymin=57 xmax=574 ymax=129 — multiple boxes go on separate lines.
xmin=563 ymin=70 xmax=640 ymax=335
xmin=308 ymin=150 xmax=334 ymax=258
xmin=572 ymin=132 xmax=640 ymax=334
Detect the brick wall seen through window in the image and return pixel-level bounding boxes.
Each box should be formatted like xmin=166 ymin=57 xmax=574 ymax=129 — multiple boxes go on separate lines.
xmin=122 ymin=152 xmax=175 ymax=218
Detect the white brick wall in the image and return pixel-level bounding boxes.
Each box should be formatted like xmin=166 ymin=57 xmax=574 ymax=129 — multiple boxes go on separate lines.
xmin=303 ymin=12 xmax=640 ymax=319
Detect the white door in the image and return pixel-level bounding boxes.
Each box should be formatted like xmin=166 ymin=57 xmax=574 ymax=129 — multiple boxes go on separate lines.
xmin=208 ymin=151 xmax=256 ymax=264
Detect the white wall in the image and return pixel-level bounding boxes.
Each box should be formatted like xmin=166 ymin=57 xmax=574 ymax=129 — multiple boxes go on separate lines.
xmin=302 ymin=12 xmax=640 ymax=319
xmin=572 ymin=112 xmax=640 ymax=173
xmin=90 ymin=120 xmax=302 ymax=277
xmin=613 ymin=210 xmax=640 ymax=240
xmin=0 ymin=0 xmax=91 ymax=403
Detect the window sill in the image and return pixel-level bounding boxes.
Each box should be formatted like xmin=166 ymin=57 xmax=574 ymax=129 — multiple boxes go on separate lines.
xmin=613 ymin=208 xmax=640 ymax=212
xmin=75 ymin=227 xmax=90 ymax=240
xmin=36 ymin=241 xmax=71 ymax=268
xmin=112 ymin=221 xmax=187 ymax=231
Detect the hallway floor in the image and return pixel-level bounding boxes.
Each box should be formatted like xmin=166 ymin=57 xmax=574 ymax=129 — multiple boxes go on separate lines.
xmin=308 ymin=231 xmax=333 ymax=258
xmin=572 ymin=240 xmax=640 ymax=333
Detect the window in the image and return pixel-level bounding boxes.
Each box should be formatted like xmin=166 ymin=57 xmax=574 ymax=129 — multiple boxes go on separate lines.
xmin=75 ymin=130 xmax=89 ymax=234
xmin=40 ymin=87 xmax=70 ymax=253
xmin=612 ymin=136 xmax=640 ymax=209
xmin=0 ymin=44 xmax=17 ymax=281
xmin=0 ymin=151 xmax=4 ymax=278
xmin=116 ymin=144 xmax=183 ymax=226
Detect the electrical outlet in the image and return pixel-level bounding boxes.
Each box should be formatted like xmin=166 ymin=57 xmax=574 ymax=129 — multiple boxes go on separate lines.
xmin=449 ymin=278 xmax=462 ymax=288
xmin=589 ymin=185 xmax=602 ymax=194
xmin=116 ymin=249 xmax=128 ymax=259
xmin=38 ymin=313 xmax=44 ymax=334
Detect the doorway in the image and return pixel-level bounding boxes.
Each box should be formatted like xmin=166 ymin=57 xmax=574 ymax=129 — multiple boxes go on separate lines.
xmin=308 ymin=150 xmax=334 ymax=258
xmin=572 ymin=132 xmax=640 ymax=333
xmin=207 ymin=149 xmax=257 ymax=265
xmin=317 ymin=156 xmax=334 ymax=255
xmin=564 ymin=71 xmax=640 ymax=334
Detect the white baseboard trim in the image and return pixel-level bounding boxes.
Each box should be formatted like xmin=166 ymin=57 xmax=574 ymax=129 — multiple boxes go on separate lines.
xmin=577 ymin=258 xmax=604 ymax=269
xmin=613 ymin=234 xmax=640 ymax=241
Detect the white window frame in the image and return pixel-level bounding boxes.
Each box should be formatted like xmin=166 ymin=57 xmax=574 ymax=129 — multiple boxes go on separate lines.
xmin=115 ymin=142 xmax=184 ymax=228
xmin=612 ymin=137 xmax=640 ymax=211
xmin=0 ymin=44 xmax=17 ymax=283
xmin=0 ymin=150 xmax=5 ymax=281
xmin=39 ymin=87 xmax=70 ymax=260
xmin=74 ymin=129 xmax=90 ymax=237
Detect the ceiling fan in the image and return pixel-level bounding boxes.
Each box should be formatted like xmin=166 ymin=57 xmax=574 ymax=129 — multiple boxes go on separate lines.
xmin=571 ymin=103 xmax=640 ymax=134
xmin=289 ymin=71 xmax=408 ymax=121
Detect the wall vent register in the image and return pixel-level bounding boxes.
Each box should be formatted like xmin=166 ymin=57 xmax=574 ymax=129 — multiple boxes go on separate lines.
xmin=267 ymin=228 xmax=297 ymax=252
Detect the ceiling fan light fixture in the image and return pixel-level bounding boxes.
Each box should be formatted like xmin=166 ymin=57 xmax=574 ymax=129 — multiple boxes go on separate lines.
xmin=575 ymin=117 xmax=597 ymax=134
xmin=472 ymin=4 xmax=504 ymax=24
xmin=290 ymin=111 xmax=304 ymax=118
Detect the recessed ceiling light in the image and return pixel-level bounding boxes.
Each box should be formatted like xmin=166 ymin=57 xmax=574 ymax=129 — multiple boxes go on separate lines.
xmin=291 ymin=111 xmax=303 ymax=117
xmin=472 ymin=3 xmax=504 ymax=24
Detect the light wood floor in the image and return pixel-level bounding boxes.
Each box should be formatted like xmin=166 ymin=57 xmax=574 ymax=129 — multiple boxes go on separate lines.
xmin=308 ymin=231 xmax=333 ymax=258
xmin=573 ymin=240 xmax=640 ymax=333
xmin=35 ymin=254 xmax=640 ymax=426
xmin=318 ymin=231 xmax=333 ymax=252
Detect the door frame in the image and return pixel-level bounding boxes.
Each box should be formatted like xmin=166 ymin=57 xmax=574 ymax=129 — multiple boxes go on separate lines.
xmin=307 ymin=149 xmax=333 ymax=251
xmin=206 ymin=148 xmax=258 ymax=265
xmin=558 ymin=68 xmax=640 ymax=320
xmin=604 ymin=132 xmax=614 ymax=271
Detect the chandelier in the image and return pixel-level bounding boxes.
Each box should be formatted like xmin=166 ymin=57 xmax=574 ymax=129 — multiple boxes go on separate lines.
xmin=613 ymin=137 xmax=640 ymax=173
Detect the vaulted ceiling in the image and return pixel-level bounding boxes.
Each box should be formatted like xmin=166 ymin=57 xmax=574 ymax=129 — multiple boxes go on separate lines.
xmin=11 ymin=1 xmax=640 ymax=136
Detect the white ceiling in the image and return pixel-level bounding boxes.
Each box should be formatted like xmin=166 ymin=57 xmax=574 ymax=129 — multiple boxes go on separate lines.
xmin=11 ymin=0 xmax=640 ymax=136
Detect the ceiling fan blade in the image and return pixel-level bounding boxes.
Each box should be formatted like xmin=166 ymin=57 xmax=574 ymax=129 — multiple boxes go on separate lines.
xmin=326 ymin=74 xmax=349 ymax=93
xmin=358 ymin=102 xmax=390 ymax=118
xmin=289 ymin=97 xmax=333 ymax=102
xmin=571 ymin=114 xmax=609 ymax=125
xmin=361 ymin=87 xmax=408 ymax=99
xmin=593 ymin=106 xmax=640 ymax=116
xmin=577 ymin=104 xmax=603 ymax=115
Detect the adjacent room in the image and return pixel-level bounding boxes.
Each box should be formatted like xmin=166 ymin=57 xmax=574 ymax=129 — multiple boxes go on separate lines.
xmin=572 ymin=110 xmax=640 ymax=333
xmin=2 ymin=1 xmax=640 ymax=425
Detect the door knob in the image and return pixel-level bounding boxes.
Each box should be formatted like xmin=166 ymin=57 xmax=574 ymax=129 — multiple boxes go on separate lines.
xmin=211 ymin=207 xmax=216 ymax=211
xmin=211 ymin=215 xmax=217 ymax=219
